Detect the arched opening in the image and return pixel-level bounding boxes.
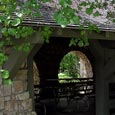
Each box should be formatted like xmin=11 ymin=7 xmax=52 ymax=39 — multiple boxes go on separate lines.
xmin=33 ymin=61 xmax=46 ymax=115
xmin=58 ymin=51 xmax=80 ymax=83
xmin=33 ymin=37 xmax=95 ymax=115
xmin=58 ymin=51 xmax=93 ymax=83
xmin=55 ymin=51 xmax=95 ymax=114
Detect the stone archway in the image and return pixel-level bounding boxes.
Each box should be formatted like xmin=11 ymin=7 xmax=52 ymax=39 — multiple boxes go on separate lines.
xmin=33 ymin=61 xmax=40 ymax=86
xmin=75 ymin=51 xmax=93 ymax=78
xmin=33 ymin=37 xmax=96 ymax=115
xmin=34 ymin=37 xmax=95 ymax=99
xmin=34 ymin=37 xmax=95 ymax=83
xmin=58 ymin=50 xmax=93 ymax=81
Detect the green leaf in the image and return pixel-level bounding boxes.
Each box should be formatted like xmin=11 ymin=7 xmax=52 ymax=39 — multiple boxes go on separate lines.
xmin=14 ymin=42 xmax=32 ymax=52
xmin=69 ymin=38 xmax=78 ymax=46
xmin=44 ymin=26 xmax=50 ymax=31
xmin=4 ymin=79 xmax=13 ymax=85
xmin=1 ymin=28 xmax=7 ymax=34
xmin=5 ymin=19 xmax=11 ymax=26
xmin=0 ymin=52 xmax=8 ymax=65
xmin=0 ymin=15 xmax=5 ymax=22
xmin=81 ymin=30 xmax=86 ymax=36
xmin=88 ymin=24 xmax=100 ymax=33
xmin=22 ymin=43 xmax=32 ymax=52
xmin=54 ymin=11 xmax=69 ymax=27
xmin=82 ymin=37 xmax=89 ymax=46
xmin=79 ymin=25 xmax=84 ymax=30
xmin=1 ymin=70 xmax=9 ymax=79
xmin=78 ymin=40 xmax=84 ymax=47
xmin=15 ymin=34 xmax=20 ymax=39
xmin=11 ymin=18 xmax=21 ymax=26
xmin=59 ymin=0 xmax=67 ymax=6
xmin=86 ymin=7 xmax=93 ymax=15
xmin=84 ymin=41 xmax=89 ymax=46
xmin=59 ymin=0 xmax=72 ymax=7
xmin=72 ymin=16 xmax=80 ymax=24
xmin=0 ymin=41 xmax=5 ymax=47
xmin=8 ymin=28 xmax=16 ymax=36
xmin=80 ymin=1 xmax=88 ymax=6
xmin=66 ymin=0 xmax=72 ymax=5
xmin=21 ymin=32 xmax=28 ymax=38
xmin=93 ymin=11 xmax=101 ymax=17
xmin=42 ymin=0 xmax=51 ymax=3
xmin=95 ymin=27 xmax=100 ymax=33
xmin=60 ymin=18 xmax=68 ymax=27
xmin=40 ymin=26 xmax=52 ymax=43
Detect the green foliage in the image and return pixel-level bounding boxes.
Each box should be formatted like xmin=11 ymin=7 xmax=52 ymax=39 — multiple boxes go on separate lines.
xmin=40 ymin=26 xmax=53 ymax=43
xmin=42 ymin=0 xmax=52 ymax=3
xmin=0 ymin=41 xmax=5 ymax=48
xmin=0 ymin=0 xmax=114 ymax=84
xmin=58 ymin=73 xmax=79 ymax=83
xmin=4 ymin=79 xmax=12 ymax=85
xmin=54 ymin=0 xmax=80 ymax=27
xmin=0 ymin=52 xmax=8 ymax=66
xmin=69 ymin=38 xmax=79 ymax=46
xmin=0 ymin=0 xmax=36 ymax=84
xmin=69 ymin=30 xmax=89 ymax=47
xmin=14 ymin=42 xmax=32 ymax=52
xmin=0 ymin=69 xmax=12 ymax=85
xmin=1 ymin=70 xmax=9 ymax=79
xmin=86 ymin=7 xmax=94 ymax=15
xmin=59 ymin=52 xmax=80 ymax=78
xmin=11 ymin=18 xmax=21 ymax=26
xmin=93 ymin=11 xmax=101 ymax=17
xmin=88 ymin=23 xmax=100 ymax=33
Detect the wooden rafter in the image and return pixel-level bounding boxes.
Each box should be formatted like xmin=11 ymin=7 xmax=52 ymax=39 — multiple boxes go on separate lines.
xmin=3 ymin=32 xmax=44 ymax=78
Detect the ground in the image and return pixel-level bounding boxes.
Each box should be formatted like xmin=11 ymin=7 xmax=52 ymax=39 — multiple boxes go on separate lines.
xmin=35 ymin=96 xmax=95 ymax=115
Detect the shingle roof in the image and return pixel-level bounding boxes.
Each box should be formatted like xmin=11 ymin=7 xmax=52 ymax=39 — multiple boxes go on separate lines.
xmin=21 ymin=1 xmax=115 ymax=32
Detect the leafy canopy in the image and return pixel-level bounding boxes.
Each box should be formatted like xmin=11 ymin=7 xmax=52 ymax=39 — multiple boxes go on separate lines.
xmin=0 ymin=0 xmax=114 ymax=84
xmin=59 ymin=52 xmax=80 ymax=79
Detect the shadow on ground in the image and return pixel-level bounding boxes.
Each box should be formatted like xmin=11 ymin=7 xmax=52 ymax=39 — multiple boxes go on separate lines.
xmin=35 ymin=96 xmax=95 ymax=115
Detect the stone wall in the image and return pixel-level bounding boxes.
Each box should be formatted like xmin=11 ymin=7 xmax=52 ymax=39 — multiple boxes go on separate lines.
xmin=0 ymin=67 xmax=37 ymax=115
xmin=75 ymin=51 xmax=93 ymax=78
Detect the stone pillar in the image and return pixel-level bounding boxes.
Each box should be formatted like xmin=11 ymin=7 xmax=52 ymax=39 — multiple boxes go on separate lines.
xmin=0 ymin=64 xmax=37 ymax=115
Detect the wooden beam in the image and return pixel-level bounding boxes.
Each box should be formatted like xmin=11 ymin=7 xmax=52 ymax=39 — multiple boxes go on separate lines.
xmin=0 ymin=27 xmax=115 ymax=41
xmin=3 ymin=32 xmax=44 ymax=78
xmin=8 ymin=31 xmax=44 ymax=45
xmin=89 ymin=40 xmax=104 ymax=59
xmin=3 ymin=49 xmax=32 ymax=78
xmin=27 ymin=56 xmax=35 ymax=110
xmin=52 ymin=28 xmax=115 ymax=40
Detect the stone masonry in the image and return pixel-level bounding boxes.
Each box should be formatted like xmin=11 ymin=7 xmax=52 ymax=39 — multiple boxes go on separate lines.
xmin=0 ymin=68 xmax=37 ymax=115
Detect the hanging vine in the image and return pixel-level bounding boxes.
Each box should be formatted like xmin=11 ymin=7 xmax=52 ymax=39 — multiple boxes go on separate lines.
xmin=0 ymin=0 xmax=114 ymax=84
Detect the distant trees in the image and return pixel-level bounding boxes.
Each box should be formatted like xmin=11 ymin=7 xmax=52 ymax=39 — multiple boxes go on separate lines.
xmin=58 ymin=52 xmax=80 ymax=79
